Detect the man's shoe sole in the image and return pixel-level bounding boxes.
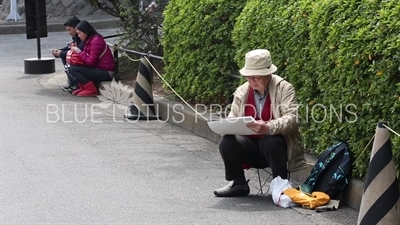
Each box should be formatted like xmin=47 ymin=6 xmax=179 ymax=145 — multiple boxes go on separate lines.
xmin=214 ymin=188 xmax=250 ymax=197
xmin=214 ymin=182 xmax=250 ymax=197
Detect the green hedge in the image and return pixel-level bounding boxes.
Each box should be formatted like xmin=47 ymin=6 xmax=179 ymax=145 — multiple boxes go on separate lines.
xmin=231 ymin=0 xmax=400 ymax=178
xmin=308 ymin=0 xmax=400 ymax=177
xmin=162 ymin=0 xmax=246 ymax=104
xmin=162 ymin=0 xmax=400 ymax=178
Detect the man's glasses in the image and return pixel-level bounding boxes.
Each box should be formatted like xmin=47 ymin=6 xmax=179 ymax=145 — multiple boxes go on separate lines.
xmin=246 ymin=76 xmax=263 ymax=81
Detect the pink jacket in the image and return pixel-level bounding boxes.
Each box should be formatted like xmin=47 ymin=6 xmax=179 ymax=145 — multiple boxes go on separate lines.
xmin=79 ymin=34 xmax=115 ymax=72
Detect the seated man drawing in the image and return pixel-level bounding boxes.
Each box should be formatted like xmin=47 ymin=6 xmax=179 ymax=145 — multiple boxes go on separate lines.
xmin=214 ymin=49 xmax=307 ymax=197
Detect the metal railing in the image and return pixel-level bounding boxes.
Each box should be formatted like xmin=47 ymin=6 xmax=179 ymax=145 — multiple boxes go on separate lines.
xmin=102 ymin=33 xmax=240 ymax=110
xmin=103 ymin=33 xmax=163 ymax=75
xmin=103 ymin=33 xmax=240 ymax=81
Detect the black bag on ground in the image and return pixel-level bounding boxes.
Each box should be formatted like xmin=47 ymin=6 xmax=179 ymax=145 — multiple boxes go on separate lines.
xmin=301 ymin=142 xmax=353 ymax=200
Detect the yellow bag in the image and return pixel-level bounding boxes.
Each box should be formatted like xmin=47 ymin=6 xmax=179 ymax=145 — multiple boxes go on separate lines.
xmin=283 ymin=188 xmax=330 ymax=209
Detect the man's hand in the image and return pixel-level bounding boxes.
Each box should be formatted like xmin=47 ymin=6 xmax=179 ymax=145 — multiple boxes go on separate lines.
xmin=246 ymin=120 xmax=270 ymax=134
xmin=51 ymin=49 xmax=61 ymax=58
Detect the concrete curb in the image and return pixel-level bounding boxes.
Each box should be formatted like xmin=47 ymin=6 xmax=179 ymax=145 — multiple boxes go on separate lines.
xmin=0 ymin=17 xmax=120 ymax=35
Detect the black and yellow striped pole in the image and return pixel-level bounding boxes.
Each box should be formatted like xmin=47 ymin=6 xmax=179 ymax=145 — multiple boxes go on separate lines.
xmin=357 ymin=122 xmax=400 ymax=225
xmin=125 ymin=56 xmax=159 ymax=120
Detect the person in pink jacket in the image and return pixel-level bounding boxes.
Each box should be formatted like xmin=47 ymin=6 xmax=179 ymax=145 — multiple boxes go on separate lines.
xmin=68 ymin=20 xmax=115 ymax=97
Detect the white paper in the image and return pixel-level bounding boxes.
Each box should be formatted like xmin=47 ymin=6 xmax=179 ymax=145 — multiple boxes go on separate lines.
xmin=207 ymin=116 xmax=258 ymax=135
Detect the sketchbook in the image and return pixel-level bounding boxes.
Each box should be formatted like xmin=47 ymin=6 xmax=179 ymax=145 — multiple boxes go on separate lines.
xmin=207 ymin=116 xmax=257 ymax=135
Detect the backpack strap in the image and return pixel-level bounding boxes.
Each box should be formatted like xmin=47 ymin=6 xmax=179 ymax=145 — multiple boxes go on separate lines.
xmin=99 ymin=43 xmax=109 ymax=59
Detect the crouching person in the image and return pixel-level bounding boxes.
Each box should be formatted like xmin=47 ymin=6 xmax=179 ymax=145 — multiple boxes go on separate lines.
xmin=214 ymin=49 xmax=307 ymax=197
xmin=68 ymin=20 xmax=115 ymax=97
xmin=51 ymin=16 xmax=84 ymax=93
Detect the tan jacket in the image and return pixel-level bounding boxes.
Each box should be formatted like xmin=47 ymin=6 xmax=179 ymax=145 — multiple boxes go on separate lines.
xmin=228 ymin=75 xmax=307 ymax=172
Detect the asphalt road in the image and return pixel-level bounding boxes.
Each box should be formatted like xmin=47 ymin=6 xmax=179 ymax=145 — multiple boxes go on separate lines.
xmin=0 ymin=29 xmax=358 ymax=224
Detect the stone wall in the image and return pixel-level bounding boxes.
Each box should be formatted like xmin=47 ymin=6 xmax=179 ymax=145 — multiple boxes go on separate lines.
xmin=0 ymin=0 xmax=107 ymax=20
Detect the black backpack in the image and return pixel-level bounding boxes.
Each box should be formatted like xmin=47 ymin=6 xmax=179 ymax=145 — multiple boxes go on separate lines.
xmin=302 ymin=142 xmax=353 ymax=200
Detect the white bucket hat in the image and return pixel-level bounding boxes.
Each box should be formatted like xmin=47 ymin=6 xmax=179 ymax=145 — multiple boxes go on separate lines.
xmin=239 ymin=49 xmax=277 ymax=76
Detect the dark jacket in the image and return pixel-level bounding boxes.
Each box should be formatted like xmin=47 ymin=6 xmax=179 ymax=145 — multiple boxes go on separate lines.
xmin=59 ymin=35 xmax=84 ymax=59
